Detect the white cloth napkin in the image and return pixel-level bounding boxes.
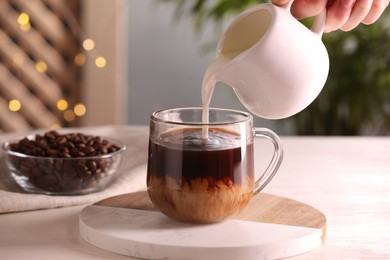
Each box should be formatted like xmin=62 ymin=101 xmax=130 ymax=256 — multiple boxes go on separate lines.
xmin=0 ymin=125 xmax=149 ymax=213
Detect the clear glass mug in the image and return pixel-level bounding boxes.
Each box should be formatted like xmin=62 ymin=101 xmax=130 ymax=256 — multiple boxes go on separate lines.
xmin=147 ymin=107 xmax=283 ymax=223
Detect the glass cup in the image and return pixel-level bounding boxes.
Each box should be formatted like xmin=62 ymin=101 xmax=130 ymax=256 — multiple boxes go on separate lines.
xmin=147 ymin=107 xmax=283 ymax=223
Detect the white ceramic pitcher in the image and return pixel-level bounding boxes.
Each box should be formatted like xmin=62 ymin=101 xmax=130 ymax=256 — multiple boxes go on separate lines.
xmin=202 ymin=1 xmax=329 ymax=119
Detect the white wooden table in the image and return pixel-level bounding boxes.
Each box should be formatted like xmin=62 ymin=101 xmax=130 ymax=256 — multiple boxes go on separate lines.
xmin=1 ymin=135 xmax=390 ymax=259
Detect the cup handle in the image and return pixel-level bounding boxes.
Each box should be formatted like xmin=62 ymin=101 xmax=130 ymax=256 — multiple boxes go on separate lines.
xmin=280 ymin=0 xmax=326 ymax=37
xmin=253 ymin=128 xmax=283 ymax=194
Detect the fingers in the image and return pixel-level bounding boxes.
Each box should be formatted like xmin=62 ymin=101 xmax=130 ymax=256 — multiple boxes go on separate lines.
xmin=290 ymin=0 xmax=328 ymax=19
xmin=362 ymin=0 xmax=389 ymax=24
xmin=272 ymin=0 xmax=389 ymax=32
xmin=326 ymin=0 xmax=388 ymax=32
xmin=325 ymin=0 xmax=357 ymax=32
xmin=272 ymin=0 xmax=328 ymax=18
xmin=340 ymin=0 xmax=374 ymax=31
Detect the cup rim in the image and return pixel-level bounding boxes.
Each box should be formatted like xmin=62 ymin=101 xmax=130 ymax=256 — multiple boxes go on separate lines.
xmin=151 ymin=107 xmax=252 ymax=126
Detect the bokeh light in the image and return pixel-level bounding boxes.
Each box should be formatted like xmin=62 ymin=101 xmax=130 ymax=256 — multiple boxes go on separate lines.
xmin=17 ymin=13 xmax=29 ymax=25
xmin=83 ymin=38 xmax=95 ymax=51
xmin=56 ymin=99 xmax=68 ymax=111
xmin=51 ymin=123 xmax=62 ymax=130
xmin=74 ymin=103 xmax=86 ymax=116
xmin=9 ymin=99 xmax=21 ymax=112
xmin=35 ymin=61 xmax=48 ymax=73
xmin=63 ymin=110 xmax=75 ymax=122
xmin=74 ymin=53 xmax=86 ymax=66
xmin=95 ymin=56 xmax=106 ymax=68
xmin=20 ymin=22 xmax=31 ymax=32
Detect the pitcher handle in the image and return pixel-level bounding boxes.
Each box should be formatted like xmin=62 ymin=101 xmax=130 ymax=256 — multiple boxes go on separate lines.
xmin=253 ymin=128 xmax=284 ymax=194
xmin=311 ymin=9 xmax=326 ymax=36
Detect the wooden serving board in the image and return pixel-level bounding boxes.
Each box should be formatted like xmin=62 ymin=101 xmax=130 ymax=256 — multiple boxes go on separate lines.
xmin=79 ymin=191 xmax=326 ymax=260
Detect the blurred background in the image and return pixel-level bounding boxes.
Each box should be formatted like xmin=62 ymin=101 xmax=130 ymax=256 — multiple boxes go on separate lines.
xmin=0 ymin=0 xmax=128 ymax=133
xmin=1 ymin=0 xmax=390 ymax=135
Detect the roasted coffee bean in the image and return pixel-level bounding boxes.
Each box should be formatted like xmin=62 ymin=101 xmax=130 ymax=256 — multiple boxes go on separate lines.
xmin=10 ymin=131 xmax=120 ymax=158
xmin=56 ymin=136 xmax=67 ymax=145
xmin=87 ymin=160 xmax=97 ymax=171
xmin=7 ymin=131 xmax=123 ymax=193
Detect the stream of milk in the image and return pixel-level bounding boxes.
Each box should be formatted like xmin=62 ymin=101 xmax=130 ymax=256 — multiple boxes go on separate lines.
xmin=201 ymin=53 xmax=239 ymax=140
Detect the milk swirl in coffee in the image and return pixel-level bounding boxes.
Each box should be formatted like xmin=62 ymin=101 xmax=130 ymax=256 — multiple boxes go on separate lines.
xmin=147 ymin=127 xmax=254 ymax=223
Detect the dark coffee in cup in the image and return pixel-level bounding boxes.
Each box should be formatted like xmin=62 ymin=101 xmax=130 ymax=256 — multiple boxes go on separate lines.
xmin=147 ymin=127 xmax=254 ymax=223
xmin=147 ymin=107 xmax=283 ymax=224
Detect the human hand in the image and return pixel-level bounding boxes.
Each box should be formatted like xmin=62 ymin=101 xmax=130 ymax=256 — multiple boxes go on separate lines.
xmin=272 ymin=0 xmax=389 ymax=32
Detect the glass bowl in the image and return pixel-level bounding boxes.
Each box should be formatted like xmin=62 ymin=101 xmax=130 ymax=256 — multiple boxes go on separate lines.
xmin=2 ymin=131 xmax=126 ymax=195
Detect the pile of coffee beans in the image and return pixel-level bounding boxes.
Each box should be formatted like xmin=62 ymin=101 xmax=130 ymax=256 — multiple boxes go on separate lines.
xmin=6 ymin=131 xmax=124 ymax=194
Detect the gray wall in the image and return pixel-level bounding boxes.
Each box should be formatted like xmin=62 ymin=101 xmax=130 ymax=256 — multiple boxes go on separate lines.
xmin=129 ymin=0 xmax=293 ymax=135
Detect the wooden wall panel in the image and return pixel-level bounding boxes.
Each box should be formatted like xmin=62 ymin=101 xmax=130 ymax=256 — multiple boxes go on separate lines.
xmin=0 ymin=0 xmax=82 ymax=132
